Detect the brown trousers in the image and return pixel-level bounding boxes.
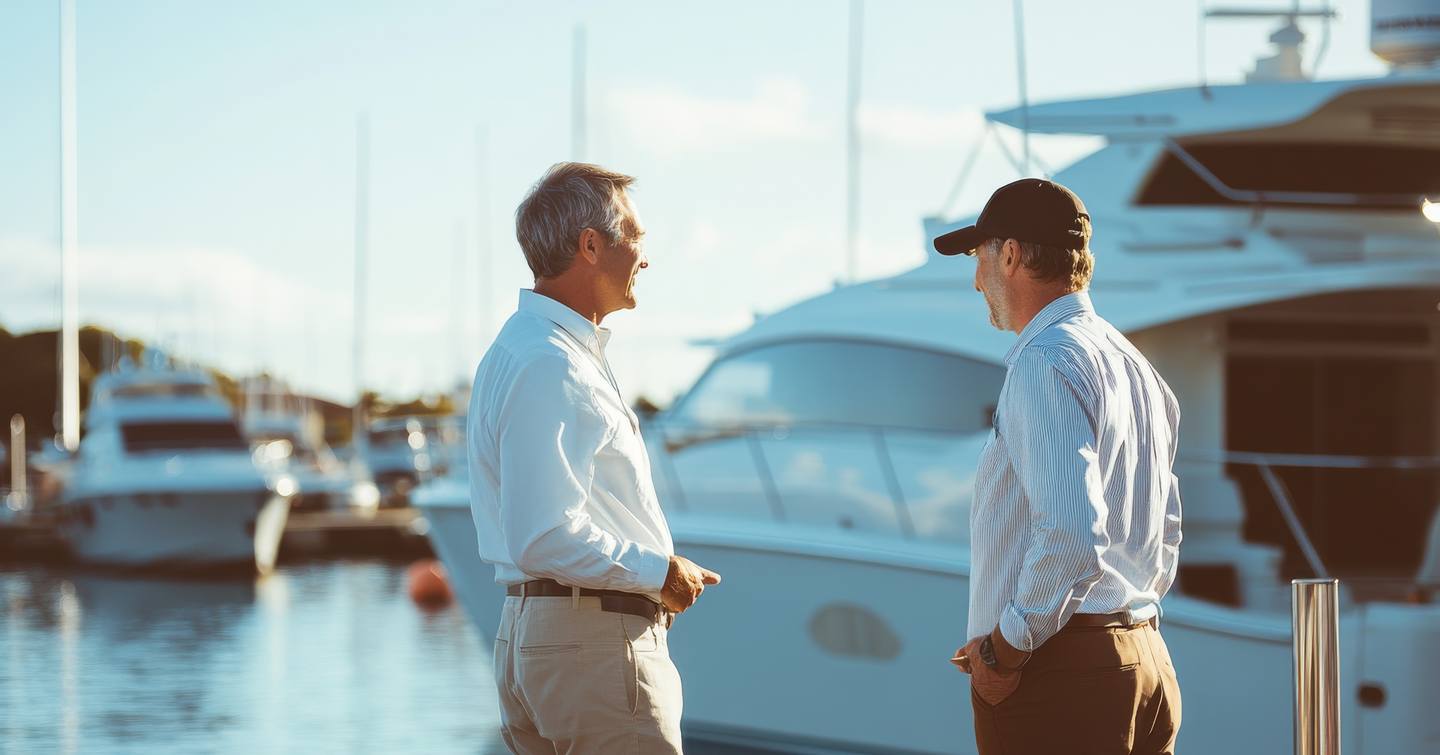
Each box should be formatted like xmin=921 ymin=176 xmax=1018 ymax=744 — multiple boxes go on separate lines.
xmin=971 ymin=623 xmax=1181 ymax=755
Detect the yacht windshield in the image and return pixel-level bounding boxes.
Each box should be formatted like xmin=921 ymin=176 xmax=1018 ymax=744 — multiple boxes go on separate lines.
xmin=670 ymin=339 xmax=1005 ymax=434
xmin=121 ymin=422 xmax=248 ymax=453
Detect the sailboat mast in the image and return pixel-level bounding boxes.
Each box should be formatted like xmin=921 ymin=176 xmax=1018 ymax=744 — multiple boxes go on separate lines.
xmin=475 ymin=124 xmax=491 ymax=353
xmin=59 ymin=0 xmax=80 ymax=452
xmin=451 ymin=219 xmax=465 ymax=385
xmin=572 ymin=25 xmax=586 ymax=161
xmin=352 ymin=113 xmax=370 ymax=451
xmin=845 ymin=0 xmax=863 ymax=284
xmin=1013 ymin=0 xmax=1032 ymax=176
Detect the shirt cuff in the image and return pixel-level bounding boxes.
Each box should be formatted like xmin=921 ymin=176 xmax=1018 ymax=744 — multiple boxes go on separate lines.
xmin=634 ymin=546 xmax=672 ymax=597
xmin=999 ymin=603 xmax=1037 ymax=652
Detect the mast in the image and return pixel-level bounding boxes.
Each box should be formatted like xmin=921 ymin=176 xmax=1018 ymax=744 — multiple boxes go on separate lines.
xmin=58 ymin=0 xmax=80 ymax=451
xmin=352 ymin=113 xmax=370 ymax=452
xmin=845 ymin=0 xmax=864 ymax=284
xmin=1012 ymin=0 xmax=1032 ymax=176
xmin=451 ymin=219 xmax=466 ymax=385
xmin=475 ymin=124 xmax=492 ymax=353
xmin=572 ymin=25 xmax=587 ymax=161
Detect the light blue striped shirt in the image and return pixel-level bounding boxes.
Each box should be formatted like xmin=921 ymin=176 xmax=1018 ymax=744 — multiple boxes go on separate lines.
xmin=968 ymin=292 xmax=1183 ymax=651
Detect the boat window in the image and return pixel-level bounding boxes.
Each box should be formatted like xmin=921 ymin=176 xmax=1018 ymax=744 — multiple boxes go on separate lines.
xmin=1136 ymin=142 xmax=1440 ymax=209
xmin=670 ymin=340 xmax=1005 ymax=433
xmin=111 ymin=383 xmax=215 ymax=399
xmin=121 ymin=421 xmax=248 ymax=453
xmin=369 ymin=426 xmax=429 ymax=451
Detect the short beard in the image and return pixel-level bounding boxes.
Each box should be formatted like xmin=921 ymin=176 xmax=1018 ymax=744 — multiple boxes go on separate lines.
xmin=982 ymin=266 xmax=1010 ymax=332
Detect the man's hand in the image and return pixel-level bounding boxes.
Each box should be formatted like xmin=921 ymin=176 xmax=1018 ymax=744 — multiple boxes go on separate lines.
xmin=660 ymin=555 xmax=721 ymax=613
xmin=953 ymin=633 xmax=1026 ymax=707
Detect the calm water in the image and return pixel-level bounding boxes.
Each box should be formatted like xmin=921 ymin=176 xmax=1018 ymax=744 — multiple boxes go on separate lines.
xmin=0 ymin=560 xmax=507 ymax=754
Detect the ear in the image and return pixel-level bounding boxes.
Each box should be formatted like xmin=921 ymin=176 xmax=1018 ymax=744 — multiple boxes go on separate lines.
xmin=576 ymin=228 xmax=602 ymax=266
xmin=999 ymin=239 xmax=1023 ymax=278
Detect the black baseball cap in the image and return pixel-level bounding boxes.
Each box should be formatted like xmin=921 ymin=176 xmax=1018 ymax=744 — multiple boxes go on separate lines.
xmin=933 ymin=178 xmax=1091 ymax=256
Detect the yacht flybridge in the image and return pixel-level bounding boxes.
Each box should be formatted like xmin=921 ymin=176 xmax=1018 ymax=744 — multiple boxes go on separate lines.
xmin=421 ymin=4 xmax=1440 ymax=752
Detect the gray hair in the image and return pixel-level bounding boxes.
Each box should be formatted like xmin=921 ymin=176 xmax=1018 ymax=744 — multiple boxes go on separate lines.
xmin=982 ymin=237 xmax=1094 ymax=292
xmin=514 ymin=162 xmax=636 ymax=279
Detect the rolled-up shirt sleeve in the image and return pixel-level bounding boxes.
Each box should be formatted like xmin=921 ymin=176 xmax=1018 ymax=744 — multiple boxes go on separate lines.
xmin=998 ymin=347 xmax=1111 ymax=651
xmin=1154 ymin=472 xmax=1183 ymax=599
xmin=496 ymin=355 xmax=671 ymax=594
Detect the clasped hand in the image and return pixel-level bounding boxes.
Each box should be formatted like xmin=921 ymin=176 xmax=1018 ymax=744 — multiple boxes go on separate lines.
xmin=660 ymin=555 xmax=721 ymax=613
xmin=952 ymin=635 xmax=1023 ymax=706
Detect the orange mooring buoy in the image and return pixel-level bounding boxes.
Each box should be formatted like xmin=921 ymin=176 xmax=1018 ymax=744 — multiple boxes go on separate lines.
xmin=408 ymin=559 xmax=453 ymax=608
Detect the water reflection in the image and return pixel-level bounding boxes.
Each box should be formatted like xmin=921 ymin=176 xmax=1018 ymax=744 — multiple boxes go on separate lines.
xmin=0 ymin=562 xmax=505 ymax=754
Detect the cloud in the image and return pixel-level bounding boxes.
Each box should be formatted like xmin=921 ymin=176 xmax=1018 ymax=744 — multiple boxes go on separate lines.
xmin=0 ymin=235 xmax=343 ymax=335
xmin=609 ymin=77 xmax=827 ymax=155
xmin=858 ymin=103 xmax=985 ymax=150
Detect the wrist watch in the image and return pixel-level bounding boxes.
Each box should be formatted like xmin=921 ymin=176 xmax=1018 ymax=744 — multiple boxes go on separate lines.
xmin=979 ymin=635 xmax=1000 ymax=669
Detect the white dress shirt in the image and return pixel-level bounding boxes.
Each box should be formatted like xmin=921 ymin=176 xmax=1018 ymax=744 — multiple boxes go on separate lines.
xmin=466 ymin=290 xmax=674 ymax=601
xmin=968 ymin=292 xmax=1183 ymax=651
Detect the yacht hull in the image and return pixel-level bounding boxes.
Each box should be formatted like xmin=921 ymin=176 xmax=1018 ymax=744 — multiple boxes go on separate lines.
xmin=55 ymin=488 xmax=290 ymax=574
xmin=424 ymin=503 xmax=1440 ymax=753
xmin=419 ymin=497 xmax=507 ymax=638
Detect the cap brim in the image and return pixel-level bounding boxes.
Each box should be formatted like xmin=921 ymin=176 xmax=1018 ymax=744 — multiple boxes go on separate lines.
xmin=933 ymin=226 xmax=985 ymax=256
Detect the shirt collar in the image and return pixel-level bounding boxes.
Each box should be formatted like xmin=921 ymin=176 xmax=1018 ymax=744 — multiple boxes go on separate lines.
xmin=1003 ymin=291 xmax=1093 ymax=366
xmin=518 ymin=289 xmax=612 ymax=353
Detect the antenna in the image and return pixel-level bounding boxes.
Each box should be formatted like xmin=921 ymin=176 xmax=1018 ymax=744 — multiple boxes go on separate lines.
xmin=58 ymin=0 xmax=80 ymax=452
xmin=845 ymin=0 xmax=863 ymax=284
xmin=1206 ymin=2 xmax=1336 ymax=81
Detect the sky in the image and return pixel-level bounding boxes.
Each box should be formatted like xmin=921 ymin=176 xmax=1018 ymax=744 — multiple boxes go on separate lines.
xmin=0 ymin=0 xmax=1390 ymax=409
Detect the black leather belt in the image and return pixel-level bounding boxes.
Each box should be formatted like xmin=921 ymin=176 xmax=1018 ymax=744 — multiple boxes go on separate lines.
xmin=507 ymin=579 xmax=671 ymax=627
xmin=1065 ymin=612 xmax=1156 ymax=630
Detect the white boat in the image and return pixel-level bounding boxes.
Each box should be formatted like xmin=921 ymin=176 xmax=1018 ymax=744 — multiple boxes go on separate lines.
xmin=241 ymin=377 xmax=380 ymax=514
xmin=421 ymin=6 xmax=1440 ymax=752
xmin=363 ymin=416 xmax=433 ymax=505
xmin=54 ymin=364 xmax=293 ymax=574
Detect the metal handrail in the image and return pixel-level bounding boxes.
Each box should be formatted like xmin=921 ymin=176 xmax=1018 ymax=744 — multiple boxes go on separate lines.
xmin=1162 ymin=138 xmax=1424 ymax=210
xmin=1191 ymin=450 xmax=1440 ymax=581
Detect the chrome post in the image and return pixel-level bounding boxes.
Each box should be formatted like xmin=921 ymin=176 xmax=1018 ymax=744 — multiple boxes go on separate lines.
xmin=8 ymin=414 xmax=26 ymax=511
xmin=1292 ymin=578 xmax=1341 ymax=755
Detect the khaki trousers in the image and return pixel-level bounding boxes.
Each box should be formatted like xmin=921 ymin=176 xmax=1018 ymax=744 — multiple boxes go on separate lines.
xmin=971 ymin=623 xmax=1181 ymax=755
xmin=494 ymin=595 xmax=684 ymax=754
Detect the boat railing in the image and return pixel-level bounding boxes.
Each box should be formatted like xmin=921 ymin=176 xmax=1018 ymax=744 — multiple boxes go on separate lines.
xmin=1191 ymin=450 xmax=1440 ymax=595
xmin=1161 ymin=138 xmax=1425 ymax=211
xmin=655 ymin=421 xmax=1440 ymax=589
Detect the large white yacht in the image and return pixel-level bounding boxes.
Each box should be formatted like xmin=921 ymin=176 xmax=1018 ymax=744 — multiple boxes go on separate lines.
xmin=420 ymin=5 xmax=1440 ymax=752
xmin=54 ymin=364 xmax=293 ymax=574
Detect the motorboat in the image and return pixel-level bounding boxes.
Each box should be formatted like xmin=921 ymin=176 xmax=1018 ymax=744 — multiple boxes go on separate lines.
xmin=363 ymin=417 xmax=432 ymax=506
xmin=53 ymin=363 xmax=293 ymax=574
xmin=241 ymin=377 xmax=380 ymax=514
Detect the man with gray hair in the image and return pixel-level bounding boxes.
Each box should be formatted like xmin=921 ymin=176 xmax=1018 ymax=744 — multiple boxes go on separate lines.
xmin=467 ymin=162 xmax=720 ymax=753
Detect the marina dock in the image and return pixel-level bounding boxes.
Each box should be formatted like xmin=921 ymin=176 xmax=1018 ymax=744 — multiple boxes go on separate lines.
xmin=0 ymin=507 xmax=434 ymax=565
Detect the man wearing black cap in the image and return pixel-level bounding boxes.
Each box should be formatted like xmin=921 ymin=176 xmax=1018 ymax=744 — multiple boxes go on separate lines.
xmin=940 ymin=179 xmax=1183 ymax=754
